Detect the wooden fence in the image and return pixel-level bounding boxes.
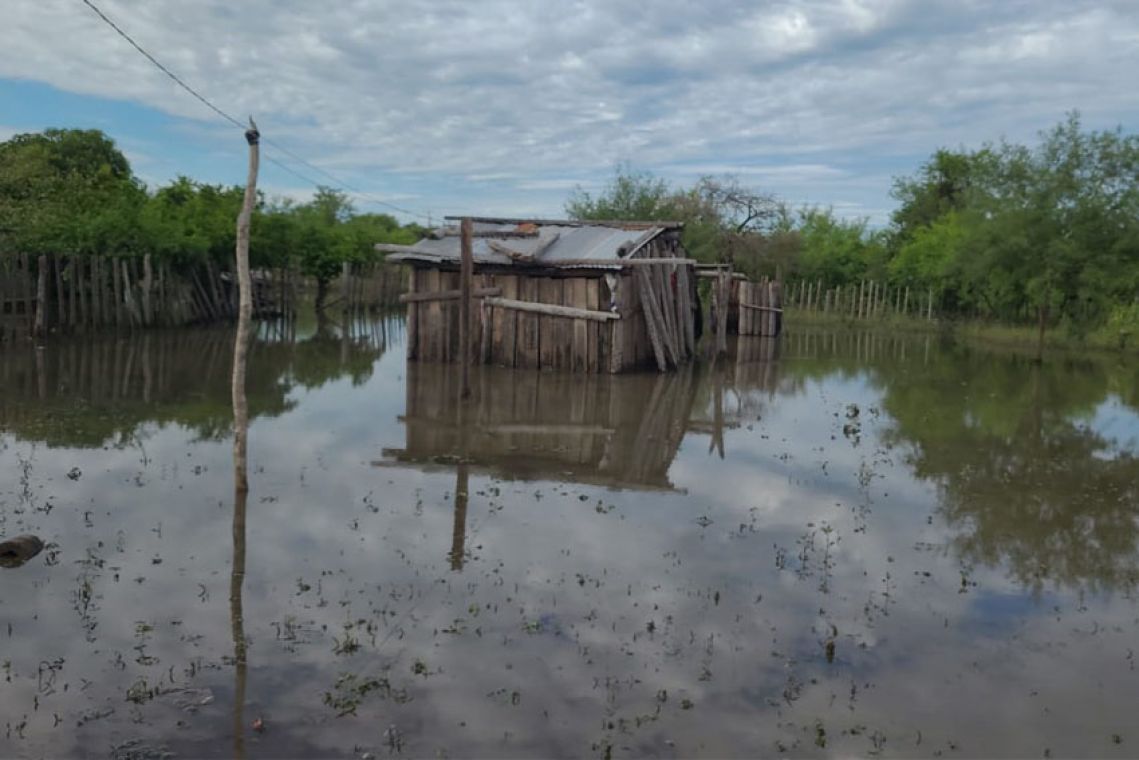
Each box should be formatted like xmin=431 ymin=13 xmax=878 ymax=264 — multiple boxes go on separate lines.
xmin=0 ymin=253 xmax=406 ymax=343
xmin=337 ymin=261 xmax=405 ymax=313
xmin=737 ymin=277 xmax=784 ymax=336
xmin=785 ymin=279 xmax=937 ymax=321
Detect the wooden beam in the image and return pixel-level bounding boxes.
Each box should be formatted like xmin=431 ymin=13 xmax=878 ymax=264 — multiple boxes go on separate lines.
xmin=482 ymin=296 xmax=620 ymax=322
xmin=443 ymin=216 xmax=684 ymax=229
xmin=398 ymin=287 xmax=501 ymax=303
xmin=486 ymin=231 xmax=561 ymax=262
xmin=635 ymin=267 xmax=669 ymax=372
xmin=439 ymin=227 xmax=538 ymax=239
xmin=739 ymin=303 xmax=784 ymax=313
xmin=486 ymin=240 xmax=532 ymax=261
xmin=621 ymin=256 xmax=694 ymax=266
xmin=620 ymin=227 xmax=663 ymax=258
xmin=696 ymin=270 xmax=748 ymax=280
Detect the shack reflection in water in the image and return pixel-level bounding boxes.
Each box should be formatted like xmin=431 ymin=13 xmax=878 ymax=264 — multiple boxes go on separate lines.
xmin=383 ymin=336 xmax=783 ymax=494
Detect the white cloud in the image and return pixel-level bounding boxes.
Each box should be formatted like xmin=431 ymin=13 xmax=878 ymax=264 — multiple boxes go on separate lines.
xmin=0 ymin=0 xmax=1135 ymax=222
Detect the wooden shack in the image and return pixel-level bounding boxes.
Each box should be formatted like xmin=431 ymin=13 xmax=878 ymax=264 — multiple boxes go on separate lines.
xmin=378 ymin=217 xmax=699 ymax=373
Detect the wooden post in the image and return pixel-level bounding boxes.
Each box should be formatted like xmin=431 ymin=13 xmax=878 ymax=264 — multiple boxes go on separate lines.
xmin=142 ymin=254 xmax=154 ymax=326
xmin=340 ymin=260 xmax=351 ymax=315
xmin=52 ymin=254 xmax=66 ymax=329
xmin=233 ymin=117 xmax=259 ymax=494
xmin=229 ymin=120 xmax=258 ymax=760
xmin=34 ymin=255 xmax=47 ymax=337
xmin=67 ymin=257 xmax=77 ymax=329
xmin=717 ymin=269 xmax=729 ymax=357
xmin=636 ymin=268 xmax=667 ymax=371
xmin=91 ymin=257 xmax=102 ymax=327
xmin=112 ymin=257 xmax=123 ymax=329
xmin=459 ymin=217 xmax=473 ymax=399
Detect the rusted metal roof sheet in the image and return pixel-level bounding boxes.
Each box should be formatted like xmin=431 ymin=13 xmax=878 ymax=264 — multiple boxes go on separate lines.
xmin=383 ymin=221 xmax=669 ymax=269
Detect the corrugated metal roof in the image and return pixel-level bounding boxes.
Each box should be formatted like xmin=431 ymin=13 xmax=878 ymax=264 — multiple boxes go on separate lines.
xmin=384 ymin=222 xmax=665 ymax=269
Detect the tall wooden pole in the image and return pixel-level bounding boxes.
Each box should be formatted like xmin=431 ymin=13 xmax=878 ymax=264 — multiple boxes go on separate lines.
xmin=459 ymin=217 xmax=473 ymax=399
xmin=233 ymin=116 xmax=259 ymax=477
xmin=230 ymin=117 xmax=258 ymax=760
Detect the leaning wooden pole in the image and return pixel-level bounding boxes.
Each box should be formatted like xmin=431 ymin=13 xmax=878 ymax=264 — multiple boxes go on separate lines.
xmin=459 ymin=217 xmax=473 ymax=399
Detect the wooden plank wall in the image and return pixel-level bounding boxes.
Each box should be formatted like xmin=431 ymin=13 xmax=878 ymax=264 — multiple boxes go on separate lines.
xmin=406 ymin=266 xmax=651 ymax=373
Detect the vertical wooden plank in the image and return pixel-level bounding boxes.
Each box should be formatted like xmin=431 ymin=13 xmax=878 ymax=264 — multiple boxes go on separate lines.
xmin=749 ymin=281 xmax=759 ymax=336
xmin=424 ymin=268 xmax=442 ymax=362
xmin=406 ymin=268 xmax=419 ymax=359
xmin=444 ymin=270 xmax=460 ymax=363
xmin=495 ymin=274 xmax=518 ymax=367
xmin=570 ymin=278 xmax=589 ymax=373
xmin=635 ymin=267 xmax=668 ymax=371
xmin=742 ymin=281 xmax=753 ymax=335
xmin=476 ymin=272 xmax=492 ymax=364
xmin=518 ymin=276 xmax=540 ymax=369
xmin=538 ymin=278 xmax=561 ymax=370
xmin=33 ymin=255 xmax=47 ymax=337
xmin=752 ymin=281 xmax=762 ymax=335
xmin=605 ymin=275 xmax=623 ymax=373
xmin=772 ymin=280 xmax=783 ymax=337
xmin=555 ymin=279 xmax=573 ymax=370
xmin=585 ymin=277 xmax=600 ymax=373
xmin=657 ymin=263 xmax=681 ymax=360
xmin=769 ymin=279 xmax=777 ymax=336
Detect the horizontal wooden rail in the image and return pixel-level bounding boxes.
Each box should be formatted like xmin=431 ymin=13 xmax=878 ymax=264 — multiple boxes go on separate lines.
xmin=438 ymin=227 xmax=538 ymax=239
xmin=399 ymin=287 xmax=501 ymax=303
xmin=621 ymin=257 xmax=695 ymax=266
xmin=483 ymin=296 xmax=620 ymax=322
xmin=695 ymin=270 xmax=748 ymax=280
xmin=739 ymin=303 xmax=784 ymax=313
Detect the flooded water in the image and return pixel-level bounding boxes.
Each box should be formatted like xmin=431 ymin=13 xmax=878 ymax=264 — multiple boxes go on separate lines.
xmin=2 ymin=318 xmax=1139 ymax=758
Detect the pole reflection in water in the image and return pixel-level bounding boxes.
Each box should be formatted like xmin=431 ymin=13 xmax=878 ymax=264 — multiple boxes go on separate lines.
xmin=449 ymin=464 xmax=469 ymax=571
xmin=229 ymin=427 xmax=248 ymax=760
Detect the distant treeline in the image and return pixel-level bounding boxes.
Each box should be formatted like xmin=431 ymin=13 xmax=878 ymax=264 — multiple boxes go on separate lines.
xmin=567 ymin=113 xmax=1139 ymax=339
xmin=0 ymin=128 xmax=424 ymax=313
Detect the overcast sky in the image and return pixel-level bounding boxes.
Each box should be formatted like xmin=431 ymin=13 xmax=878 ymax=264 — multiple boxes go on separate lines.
xmin=1 ymin=0 xmax=1136 ymax=225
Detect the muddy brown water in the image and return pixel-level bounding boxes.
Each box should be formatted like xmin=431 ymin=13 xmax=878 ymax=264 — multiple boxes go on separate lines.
xmin=2 ymin=318 xmax=1138 ymax=758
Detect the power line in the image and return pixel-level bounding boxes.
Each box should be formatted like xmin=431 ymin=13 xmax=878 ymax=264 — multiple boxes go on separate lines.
xmin=79 ymin=0 xmax=244 ymax=130
xmin=77 ymin=0 xmax=432 ymax=221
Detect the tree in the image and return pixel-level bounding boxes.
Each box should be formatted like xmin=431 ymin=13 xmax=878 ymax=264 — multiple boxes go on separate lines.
xmin=295 ymin=187 xmax=355 ymax=314
xmin=566 ymin=164 xmax=677 ymax=222
xmin=0 ymin=128 xmax=139 ymax=255
xmin=889 ymin=148 xmax=983 ymax=246
xmin=795 ymin=207 xmax=886 ymax=286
